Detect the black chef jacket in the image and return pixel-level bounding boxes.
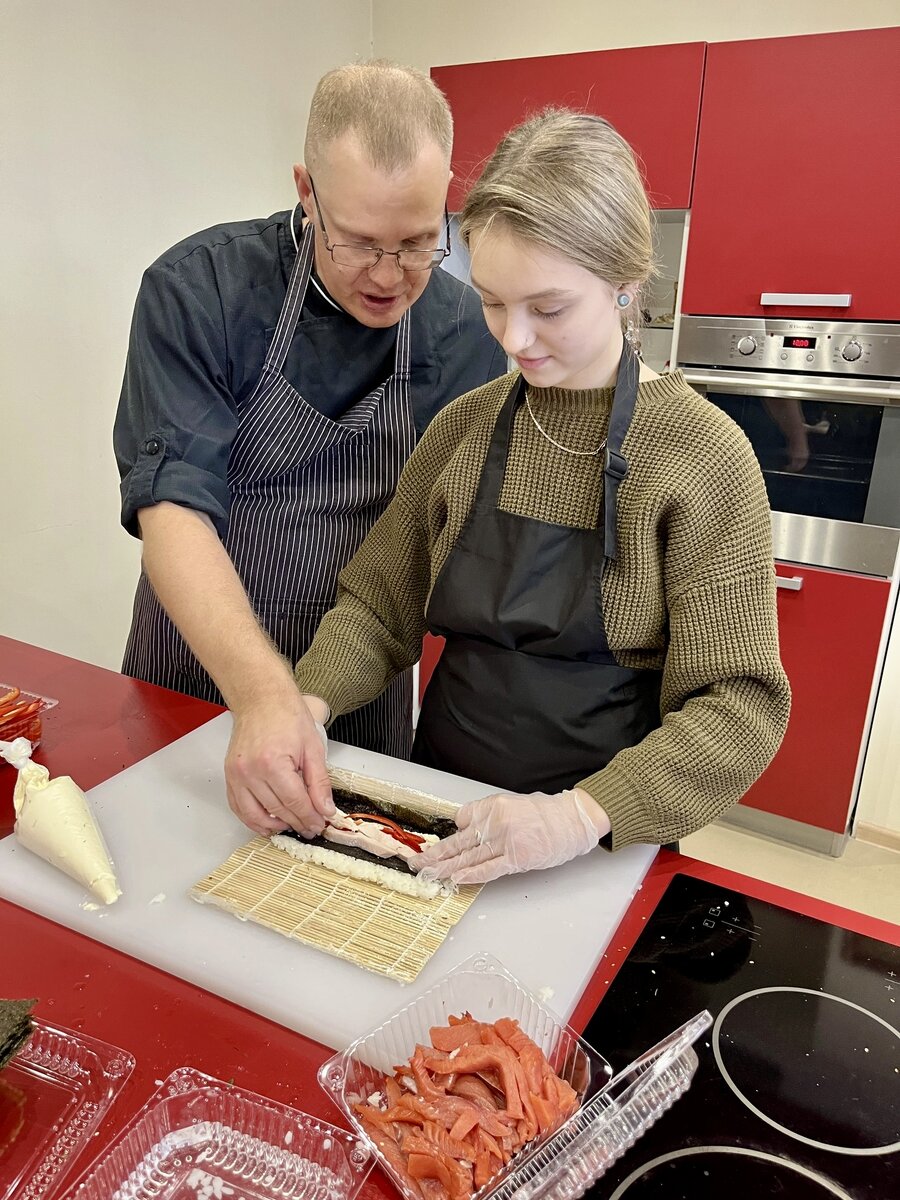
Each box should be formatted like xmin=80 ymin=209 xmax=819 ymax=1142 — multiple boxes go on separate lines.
xmin=114 ymin=209 xmax=505 ymax=538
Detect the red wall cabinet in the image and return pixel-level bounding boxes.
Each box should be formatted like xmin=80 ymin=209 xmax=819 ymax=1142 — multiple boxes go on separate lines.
xmin=739 ymin=563 xmax=890 ymax=834
xmin=418 ymin=633 xmax=445 ymax=705
xmin=432 ymin=42 xmax=706 ymax=210
xmin=681 ymin=27 xmax=900 ymax=321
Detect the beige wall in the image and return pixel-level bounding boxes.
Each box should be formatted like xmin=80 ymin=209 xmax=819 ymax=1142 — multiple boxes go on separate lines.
xmin=856 ymin=592 xmax=900 ymax=839
xmin=0 ymin=0 xmax=372 ymax=668
xmin=373 ymin=0 xmax=898 ymax=66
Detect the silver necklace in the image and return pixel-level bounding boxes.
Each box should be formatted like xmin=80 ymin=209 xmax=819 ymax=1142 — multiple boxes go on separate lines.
xmin=525 ymin=394 xmax=607 ymax=457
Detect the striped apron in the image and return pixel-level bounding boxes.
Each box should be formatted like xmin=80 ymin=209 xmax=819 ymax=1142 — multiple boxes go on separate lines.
xmin=123 ymin=221 xmax=416 ymax=757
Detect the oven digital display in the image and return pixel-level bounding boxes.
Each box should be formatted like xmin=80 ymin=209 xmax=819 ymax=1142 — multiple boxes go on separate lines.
xmin=783 ymin=336 xmax=817 ymax=349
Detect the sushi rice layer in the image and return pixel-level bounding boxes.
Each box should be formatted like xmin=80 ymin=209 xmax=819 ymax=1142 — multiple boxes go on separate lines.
xmin=270 ymin=835 xmax=451 ymax=900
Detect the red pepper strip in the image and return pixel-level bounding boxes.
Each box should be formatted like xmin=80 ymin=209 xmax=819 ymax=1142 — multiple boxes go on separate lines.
xmin=346 ymin=812 xmax=425 ymax=851
xmin=0 ymin=700 xmax=43 ymax=725
xmin=0 ymin=688 xmax=21 ymax=710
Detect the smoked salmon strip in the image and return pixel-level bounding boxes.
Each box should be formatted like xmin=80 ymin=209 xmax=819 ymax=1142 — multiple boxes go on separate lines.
xmin=354 ymin=1014 xmax=582 ymax=1200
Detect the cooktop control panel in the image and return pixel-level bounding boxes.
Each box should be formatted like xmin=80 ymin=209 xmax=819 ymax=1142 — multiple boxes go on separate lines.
xmin=678 ymin=315 xmax=900 ymax=379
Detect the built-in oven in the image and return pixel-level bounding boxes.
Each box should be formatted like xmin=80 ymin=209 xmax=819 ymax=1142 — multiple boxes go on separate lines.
xmin=676 ymin=315 xmax=900 ymax=855
xmin=676 ymin=316 xmax=900 ymax=528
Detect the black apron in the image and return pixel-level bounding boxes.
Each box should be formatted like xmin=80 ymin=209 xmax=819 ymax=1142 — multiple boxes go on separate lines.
xmin=124 ymin=221 xmax=415 ymax=757
xmin=412 ymin=346 xmax=662 ymax=793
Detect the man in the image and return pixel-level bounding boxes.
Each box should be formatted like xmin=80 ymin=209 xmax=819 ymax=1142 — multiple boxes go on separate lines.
xmin=114 ymin=61 xmax=505 ymax=839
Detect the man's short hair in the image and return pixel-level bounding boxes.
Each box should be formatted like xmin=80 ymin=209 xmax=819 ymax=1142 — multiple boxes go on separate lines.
xmin=305 ymin=60 xmax=453 ymax=173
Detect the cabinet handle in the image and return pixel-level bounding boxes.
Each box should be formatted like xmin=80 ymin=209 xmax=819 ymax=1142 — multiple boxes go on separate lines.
xmin=776 ymin=575 xmax=804 ymax=592
xmin=760 ymin=292 xmax=851 ymax=307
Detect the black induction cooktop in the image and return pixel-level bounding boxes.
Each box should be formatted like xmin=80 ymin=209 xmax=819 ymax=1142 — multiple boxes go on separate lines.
xmin=582 ymin=874 xmax=899 ymax=1198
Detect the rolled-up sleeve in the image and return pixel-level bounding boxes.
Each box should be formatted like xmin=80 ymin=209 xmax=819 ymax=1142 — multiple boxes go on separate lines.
xmin=114 ymin=259 xmax=238 ymax=538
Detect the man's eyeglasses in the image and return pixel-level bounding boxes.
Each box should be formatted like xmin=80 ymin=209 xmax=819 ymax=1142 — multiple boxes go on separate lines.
xmin=308 ymin=176 xmax=450 ymax=272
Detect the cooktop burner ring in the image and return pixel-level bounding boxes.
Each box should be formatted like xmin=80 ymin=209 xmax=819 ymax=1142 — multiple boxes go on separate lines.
xmin=712 ymin=986 xmax=900 ymax=1156
xmin=607 ymin=1146 xmax=855 ymax=1199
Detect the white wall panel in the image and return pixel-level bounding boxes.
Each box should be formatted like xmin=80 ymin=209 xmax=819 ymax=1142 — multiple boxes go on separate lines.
xmin=857 ymin=600 xmax=900 ymax=835
xmin=0 ymin=0 xmax=372 ymax=667
xmin=373 ymin=0 xmax=898 ymax=68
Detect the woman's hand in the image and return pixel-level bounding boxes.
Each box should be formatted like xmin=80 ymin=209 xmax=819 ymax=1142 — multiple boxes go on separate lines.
xmin=412 ymin=788 xmax=609 ymax=884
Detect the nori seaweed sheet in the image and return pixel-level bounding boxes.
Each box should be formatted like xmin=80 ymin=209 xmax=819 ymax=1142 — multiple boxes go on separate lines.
xmin=277 ymin=787 xmax=456 ymax=877
xmin=0 ymin=998 xmax=36 ymax=1071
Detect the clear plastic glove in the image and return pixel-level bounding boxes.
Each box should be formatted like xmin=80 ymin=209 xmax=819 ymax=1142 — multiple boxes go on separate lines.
xmin=225 ymin=694 xmax=333 ymax=839
xmin=412 ymin=789 xmax=607 ymax=885
xmin=313 ymin=720 xmax=328 ymax=756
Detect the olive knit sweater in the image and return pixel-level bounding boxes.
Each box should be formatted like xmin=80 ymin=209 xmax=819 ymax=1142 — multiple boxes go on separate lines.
xmin=295 ymin=369 xmax=791 ymax=850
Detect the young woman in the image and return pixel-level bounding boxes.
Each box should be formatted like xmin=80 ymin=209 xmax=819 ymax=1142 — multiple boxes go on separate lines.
xmin=289 ymin=108 xmax=791 ymax=884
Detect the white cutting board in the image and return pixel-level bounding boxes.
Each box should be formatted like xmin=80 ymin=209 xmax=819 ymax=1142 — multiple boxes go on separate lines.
xmin=0 ymin=714 xmax=656 ymax=1049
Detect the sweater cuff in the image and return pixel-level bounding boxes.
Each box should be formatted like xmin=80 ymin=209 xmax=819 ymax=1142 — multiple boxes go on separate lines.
xmin=575 ymin=763 xmax=651 ymax=853
xmin=293 ymin=663 xmax=353 ymax=725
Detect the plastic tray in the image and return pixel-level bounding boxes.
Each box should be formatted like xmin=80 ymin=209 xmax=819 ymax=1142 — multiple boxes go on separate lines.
xmin=318 ymin=953 xmax=614 ymax=1200
xmin=0 ymin=683 xmax=59 ymax=750
xmin=69 ymin=1067 xmax=374 ymax=1200
xmin=0 ymin=1017 xmax=135 ymax=1200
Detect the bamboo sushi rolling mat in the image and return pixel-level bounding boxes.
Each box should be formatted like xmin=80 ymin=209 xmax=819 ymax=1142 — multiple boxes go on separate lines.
xmin=190 ymin=766 xmax=481 ymax=983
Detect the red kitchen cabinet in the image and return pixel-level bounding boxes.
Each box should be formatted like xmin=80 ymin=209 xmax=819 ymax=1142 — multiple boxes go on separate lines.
xmin=418 ymin=632 xmax=445 ymax=704
xmin=739 ymin=563 xmax=891 ymax=834
xmin=681 ymin=28 xmax=900 ymax=321
xmin=432 ymin=42 xmax=706 ymax=210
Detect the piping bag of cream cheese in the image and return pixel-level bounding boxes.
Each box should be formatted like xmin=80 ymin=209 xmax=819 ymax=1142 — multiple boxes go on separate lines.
xmin=0 ymin=737 xmax=121 ymax=904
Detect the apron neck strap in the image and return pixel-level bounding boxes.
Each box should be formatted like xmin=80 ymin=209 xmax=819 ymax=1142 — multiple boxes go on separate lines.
xmin=470 ymin=375 xmax=528 ymax=511
xmin=473 ymin=343 xmax=641 ymax=554
xmin=265 ymin=221 xmax=316 ymax=373
xmin=603 ymin=343 xmax=640 ymax=561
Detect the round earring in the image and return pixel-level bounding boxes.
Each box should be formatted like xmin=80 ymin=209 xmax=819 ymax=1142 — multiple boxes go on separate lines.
xmin=617 ymin=293 xmax=632 ymax=308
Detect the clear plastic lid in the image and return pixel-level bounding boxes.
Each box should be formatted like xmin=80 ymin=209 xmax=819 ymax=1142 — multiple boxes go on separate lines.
xmin=479 ymin=1011 xmax=712 ymax=1200
xmin=318 ymin=953 xmax=709 ymax=1200
xmin=70 ymin=1067 xmax=373 ymax=1200
xmin=0 ymin=1016 xmax=134 ymax=1200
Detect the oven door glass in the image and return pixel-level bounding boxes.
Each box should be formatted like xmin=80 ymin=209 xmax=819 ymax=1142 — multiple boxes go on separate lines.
xmin=705 ymin=391 xmax=885 ymax=523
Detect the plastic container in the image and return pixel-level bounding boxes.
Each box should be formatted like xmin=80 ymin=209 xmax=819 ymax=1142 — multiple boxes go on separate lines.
xmin=318 ymin=953 xmax=710 ymax=1200
xmin=70 ymin=1067 xmax=373 ymax=1200
xmin=318 ymin=953 xmax=613 ymax=1200
xmin=0 ymin=683 xmax=58 ymax=750
xmin=0 ymin=1017 xmax=135 ymax=1200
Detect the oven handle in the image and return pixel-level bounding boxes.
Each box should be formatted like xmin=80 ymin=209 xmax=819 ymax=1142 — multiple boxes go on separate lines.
xmin=682 ymin=370 xmax=899 ymax=405
xmin=776 ymin=575 xmax=804 ymax=592
xmin=760 ymin=292 xmax=851 ymax=307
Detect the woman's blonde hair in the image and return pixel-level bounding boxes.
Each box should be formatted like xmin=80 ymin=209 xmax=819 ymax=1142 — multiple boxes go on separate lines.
xmin=305 ymin=60 xmax=453 ymax=173
xmin=460 ymin=109 xmax=656 ymax=309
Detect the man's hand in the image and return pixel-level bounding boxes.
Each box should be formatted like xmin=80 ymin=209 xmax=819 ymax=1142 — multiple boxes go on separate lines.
xmin=137 ymin=504 xmax=336 ymax=837
xmin=225 ymin=691 xmax=334 ymax=838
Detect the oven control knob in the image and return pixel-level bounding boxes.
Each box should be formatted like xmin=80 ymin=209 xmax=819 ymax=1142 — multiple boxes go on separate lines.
xmin=736 ymin=336 xmax=758 ymax=356
xmin=841 ymin=339 xmax=863 ymax=362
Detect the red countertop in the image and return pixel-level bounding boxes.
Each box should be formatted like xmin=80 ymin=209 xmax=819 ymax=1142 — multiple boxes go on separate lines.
xmin=0 ymin=635 xmax=222 ymax=836
xmin=2 ymin=636 xmax=897 ymax=1198
xmin=0 ymin=636 xmax=393 ymax=1196
xmin=0 ymin=899 xmax=394 ymax=1195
